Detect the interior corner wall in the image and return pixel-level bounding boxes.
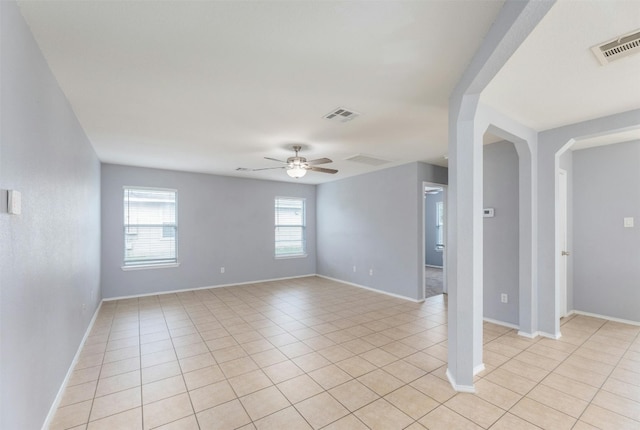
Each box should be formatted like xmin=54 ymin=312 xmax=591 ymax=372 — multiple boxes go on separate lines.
xmin=316 ymin=162 xmax=447 ymax=301
xmin=572 ymin=141 xmax=640 ymax=322
xmin=0 ymin=2 xmax=102 ymax=429
xmin=483 ymin=141 xmax=519 ymax=325
xmin=101 ymin=164 xmax=316 ymax=298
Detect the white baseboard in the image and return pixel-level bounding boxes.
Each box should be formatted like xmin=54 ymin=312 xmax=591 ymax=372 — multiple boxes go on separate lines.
xmin=446 ymin=369 xmax=476 ymax=393
xmin=515 ymin=330 xmax=561 ymax=340
xmin=570 ymin=310 xmax=640 ymax=327
xmin=539 ymin=331 xmax=562 ymax=340
xmin=483 ymin=317 xmax=519 ymax=330
xmin=316 ymin=274 xmax=422 ymax=303
xmin=103 ymin=274 xmax=317 ymax=301
xmin=41 ymin=301 xmax=103 ymax=430
xmin=517 ymin=330 xmax=537 ymax=339
xmin=473 ymin=363 xmax=486 ymax=375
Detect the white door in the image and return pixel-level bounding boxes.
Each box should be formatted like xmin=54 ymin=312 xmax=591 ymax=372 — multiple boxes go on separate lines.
xmin=558 ymin=169 xmax=568 ymax=318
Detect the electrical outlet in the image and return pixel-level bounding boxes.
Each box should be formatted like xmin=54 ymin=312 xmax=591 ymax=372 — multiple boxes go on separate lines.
xmin=220 ymin=267 xmax=225 ymax=274
xmin=369 ymin=269 xmax=374 ymax=276
xmin=353 ymin=266 xmax=357 ymax=272
xmin=82 ymin=303 xmax=87 ymax=312
xmin=501 ymin=294 xmax=508 ymax=303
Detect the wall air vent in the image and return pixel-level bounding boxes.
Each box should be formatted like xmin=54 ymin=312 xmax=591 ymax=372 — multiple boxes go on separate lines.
xmin=324 ymin=107 xmax=360 ymax=122
xmin=591 ymin=29 xmax=640 ymax=65
xmin=345 ymin=154 xmax=389 ymax=166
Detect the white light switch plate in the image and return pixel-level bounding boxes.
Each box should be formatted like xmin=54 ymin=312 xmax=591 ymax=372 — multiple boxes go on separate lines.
xmin=8 ymin=190 xmax=21 ymax=215
xmin=624 ymin=217 xmax=634 ymax=228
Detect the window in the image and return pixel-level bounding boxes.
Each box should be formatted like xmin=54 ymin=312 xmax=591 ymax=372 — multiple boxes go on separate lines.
xmin=436 ymin=201 xmax=444 ymax=249
xmin=275 ymin=197 xmax=306 ymax=258
xmin=123 ymin=187 xmax=177 ymax=267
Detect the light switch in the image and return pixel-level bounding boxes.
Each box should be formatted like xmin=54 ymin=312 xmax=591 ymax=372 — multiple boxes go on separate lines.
xmin=624 ymin=217 xmax=634 ymax=228
xmin=8 ymin=190 xmax=21 ymax=215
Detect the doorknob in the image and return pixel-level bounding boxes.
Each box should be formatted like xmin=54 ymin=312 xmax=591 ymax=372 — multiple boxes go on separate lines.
xmin=561 ymin=250 xmax=570 ymax=256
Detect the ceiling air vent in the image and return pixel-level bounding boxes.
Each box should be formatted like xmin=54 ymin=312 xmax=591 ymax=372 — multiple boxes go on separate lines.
xmin=324 ymin=107 xmax=360 ymax=122
xmin=345 ymin=154 xmax=389 ymax=166
xmin=591 ymin=29 xmax=640 ymax=65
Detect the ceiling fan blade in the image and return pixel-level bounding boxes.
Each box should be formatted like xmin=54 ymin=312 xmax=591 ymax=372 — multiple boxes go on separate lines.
xmin=264 ymin=157 xmax=288 ymax=164
xmin=307 ymin=157 xmax=332 ymax=165
xmin=309 ymin=166 xmax=338 ymax=174
xmin=236 ymin=166 xmax=285 ymax=172
xmin=251 ymin=166 xmax=287 ymax=171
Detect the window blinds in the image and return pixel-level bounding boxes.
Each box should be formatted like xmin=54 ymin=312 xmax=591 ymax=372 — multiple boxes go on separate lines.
xmin=275 ymin=197 xmax=306 ymax=257
xmin=124 ymin=187 xmax=177 ymax=266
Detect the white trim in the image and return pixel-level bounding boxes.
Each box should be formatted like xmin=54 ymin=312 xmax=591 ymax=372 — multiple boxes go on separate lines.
xmin=517 ymin=330 xmax=538 ymax=339
xmin=517 ymin=330 xmax=562 ymax=340
xmin=41 ymin=301 xmax=103 ymax=430
xmin=424 ymin=264 xmax=443 ymax=269
xmin=539 ymin=331 xmax=562 ymax=340
xmin=103 ymin=274 xmax=316 ymax=301
xmin=121 ymin=262 xmax=180 ymax=271
xmin=483 ymin=317 xmax=519 ymax=330
xmin=473 ymin=364 xmax=486 ymax=375
xmin=446 ymin=369 xmax=476 ymax=393
xmin=274 ymin=254 xmax=308 ymax=260
xmin=571 ymin=310 xmax=640 ymax=327
xmin=316 ymin=274 xmax=422 ymax=303
xmin=122 ymin=185 xmax=178 ymax=192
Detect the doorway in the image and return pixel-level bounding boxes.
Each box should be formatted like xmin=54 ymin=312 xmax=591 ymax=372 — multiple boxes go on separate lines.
xmin=423 ymin=182 xmax=447 ymax=299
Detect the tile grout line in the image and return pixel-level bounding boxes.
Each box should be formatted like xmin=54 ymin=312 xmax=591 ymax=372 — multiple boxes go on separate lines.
xmin=51 ymin=279 xmax=638 ymax=430
xmin=570 ymin=320 xmax=640 ymax=428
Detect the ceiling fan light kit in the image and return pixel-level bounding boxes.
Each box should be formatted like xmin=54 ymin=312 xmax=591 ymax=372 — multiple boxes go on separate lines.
xmin=286 ymin=164 xmax=307 ymax=178
xmin=238 ymin=145 xmax=337 ymax=179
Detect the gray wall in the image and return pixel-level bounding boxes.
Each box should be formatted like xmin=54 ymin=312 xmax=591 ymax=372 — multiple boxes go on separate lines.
xmin=483 ymin=141 xmax=519 ymax=325
xmin=317 ymin=162 xmax=447 ymax=301
xmin=536 ymin=110 xmax=640 ymax=337
xmin=0 ymin=2 xmax=102 ymax=429
xmin=425 ymin=192 xmax=444 ymax=267
xmin=101 ymin=164 xmax=316 ymax=298
xmin=572 ymin=141 xmax=640 ymax=322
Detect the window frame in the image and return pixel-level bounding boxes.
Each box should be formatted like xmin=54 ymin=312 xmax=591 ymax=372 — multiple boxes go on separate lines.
xmin=274 ymin=196 xmax=307 ymax=259
xmin=122 ymin=186 xmax=179 ymax=270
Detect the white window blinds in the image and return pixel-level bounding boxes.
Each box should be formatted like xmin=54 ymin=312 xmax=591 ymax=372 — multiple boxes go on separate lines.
xmin=124 ymin=187 xmax=177 ymax=266
xmin=275 ymin=197 xmax=306 ymax=257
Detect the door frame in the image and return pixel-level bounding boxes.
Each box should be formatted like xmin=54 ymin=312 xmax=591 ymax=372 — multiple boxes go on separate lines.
xmin=422 ymin=181 xmax=448 ymax=299
xmin=557 ymin=169 xmax=568 ymax=318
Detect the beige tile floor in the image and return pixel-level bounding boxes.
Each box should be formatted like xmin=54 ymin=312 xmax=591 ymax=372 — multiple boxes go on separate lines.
xmin=50 ymin=276 xmax=640 ymax=430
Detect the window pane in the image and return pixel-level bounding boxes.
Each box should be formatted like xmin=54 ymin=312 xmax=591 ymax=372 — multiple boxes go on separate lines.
xmin=124 ymin=188 xmax=177 ymax=266
xmin=436 ymin=201 xmax=444 ymax=246
xmin=275 ymin=197 xmax=306 ymax=257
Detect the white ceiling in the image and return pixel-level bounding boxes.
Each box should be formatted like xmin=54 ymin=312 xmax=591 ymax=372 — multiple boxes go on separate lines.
xmin=17 ymin=1 xmax=640 ymax=184
xmin=482 ymin=0 xmax=640 ymax=132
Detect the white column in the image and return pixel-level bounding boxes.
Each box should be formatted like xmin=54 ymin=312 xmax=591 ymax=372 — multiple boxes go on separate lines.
xmin=446 ymin=94 xmax=484 ymax=391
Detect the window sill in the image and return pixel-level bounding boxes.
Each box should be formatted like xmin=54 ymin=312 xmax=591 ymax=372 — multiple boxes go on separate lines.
xmin=121 ymin=262 xmax=180 ymax=271
xmin=275 ymin=254 xmax=308 ymax=260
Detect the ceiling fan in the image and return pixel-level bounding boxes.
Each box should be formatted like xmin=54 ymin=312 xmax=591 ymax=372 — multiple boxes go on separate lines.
xmin=237 ymin=145 xmax=338 ymax=178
